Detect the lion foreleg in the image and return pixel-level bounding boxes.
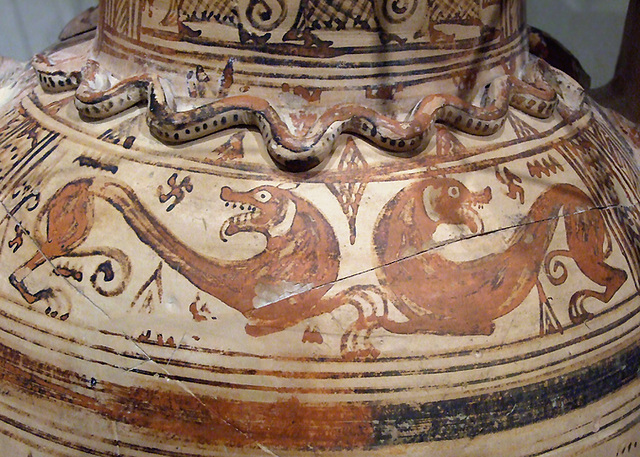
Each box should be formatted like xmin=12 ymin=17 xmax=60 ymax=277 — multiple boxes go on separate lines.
xmin=569 ymin=262 xmax=628 ymax=324
xmin=339 ymin=286 xmax=390 ymax=360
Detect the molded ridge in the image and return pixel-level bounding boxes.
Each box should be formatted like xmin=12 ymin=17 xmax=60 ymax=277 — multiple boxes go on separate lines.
xmin=34 ymin=57 xmax=562 ymax=171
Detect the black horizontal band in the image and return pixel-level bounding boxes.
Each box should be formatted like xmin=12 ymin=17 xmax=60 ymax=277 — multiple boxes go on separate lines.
xmin=373 ymin=341 xmax=640 ymax=444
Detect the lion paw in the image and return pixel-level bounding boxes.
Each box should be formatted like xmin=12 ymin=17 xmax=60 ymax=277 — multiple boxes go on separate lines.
xmin=569 ymin=309 xmax=595 ymax=325
xmin=475 ymin=321 xmax=496 ymax=336
xmin=135 ymin=329 xmax=177 ymax=347
xmin=341 ymin=346 xmax=381 ymax=362
xmin=45 ymin=306 xmax=70 ymax=321
xmin=40 ymin=290 xmax=72 ymax=321
xmin=569 ymin=297 xmax=595 ymax=325
xmin=340 ymin=327 xmax=381 ymax=361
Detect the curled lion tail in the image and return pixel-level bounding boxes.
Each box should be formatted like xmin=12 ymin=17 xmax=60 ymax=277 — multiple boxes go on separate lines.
xmin=65 ymin=247 xmax=132 ymax=297
xmin=544 ymin=249 xmax=570 ymax=286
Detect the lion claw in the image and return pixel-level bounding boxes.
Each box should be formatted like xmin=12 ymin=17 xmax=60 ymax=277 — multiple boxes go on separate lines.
xmin=570 ymin=311 xmax=595 ymax=325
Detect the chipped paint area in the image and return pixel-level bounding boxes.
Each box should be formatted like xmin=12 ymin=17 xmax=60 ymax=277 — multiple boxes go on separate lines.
xmin=253 ymin=280 xmax=314 ymax=309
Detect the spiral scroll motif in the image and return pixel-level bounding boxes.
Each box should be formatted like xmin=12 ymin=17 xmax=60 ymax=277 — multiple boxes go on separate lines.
xmin=243 ymin=0 xmax=288 ymax=31
xmin=374 ymin=0 xmax=427 ymax=37
xmin=379 ymin=0 xmax=420 ymax=24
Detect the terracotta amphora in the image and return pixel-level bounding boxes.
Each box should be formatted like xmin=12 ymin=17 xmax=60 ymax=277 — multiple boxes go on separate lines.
xmin=0 ymin=1 xmax=638 ymax=456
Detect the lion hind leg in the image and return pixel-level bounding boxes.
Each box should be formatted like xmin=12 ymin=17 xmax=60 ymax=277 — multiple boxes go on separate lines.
xmin=9 ymin=272 xmax=54 ymax=305
xmin=9 ymin=265 xmax=77 ymax=319
xmin=569 ymin=261 xmax=627 ymax=324
xmin=563 ymin=210 xmax=628 ymax=324
xmin=8 ymin=247 xmax=110 ymax=310
xmin=8 ymin=236 xmax=94 ymax=306
xmin=9 ymin=251 xmax=53 ymax=304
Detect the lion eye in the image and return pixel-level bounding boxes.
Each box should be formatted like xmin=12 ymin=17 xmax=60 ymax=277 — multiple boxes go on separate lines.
xmin=254 ymin=191 xmax=272 ymax=203
xmin=448 ymin=186 xmax=460 ymax=198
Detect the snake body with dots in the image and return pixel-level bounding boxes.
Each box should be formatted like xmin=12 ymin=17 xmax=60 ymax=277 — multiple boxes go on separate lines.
xmin=33 ymin=57 xmax=559 ymax=171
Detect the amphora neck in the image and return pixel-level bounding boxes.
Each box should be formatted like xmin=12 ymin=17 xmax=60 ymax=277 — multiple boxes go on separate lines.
xmin=95 ymin=0 xmax=528 ymax=105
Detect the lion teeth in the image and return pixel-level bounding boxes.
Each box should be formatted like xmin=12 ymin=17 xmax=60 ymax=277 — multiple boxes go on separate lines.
xmin=223 ymin=201 xmax=259 ymax=220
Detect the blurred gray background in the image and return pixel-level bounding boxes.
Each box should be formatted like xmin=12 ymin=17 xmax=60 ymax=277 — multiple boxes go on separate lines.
xmin=0 ymin=0 xmax=630 ymax=88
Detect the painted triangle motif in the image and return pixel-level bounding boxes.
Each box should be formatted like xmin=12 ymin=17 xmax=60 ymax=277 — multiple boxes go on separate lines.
xmin=507 ymin=111 xmax=540 ymax=139
xmin=540 ymin=299 xmax=563 ymax=336
xmin=212 ymin=131 xmax=244 ymax=164
xmin=130 ymin=262 xmax=163 ymax=313
xmin=436 ymin=126 xmax=469 ymax=158
xmin=326 ymin=137 xmax=369 ymax=245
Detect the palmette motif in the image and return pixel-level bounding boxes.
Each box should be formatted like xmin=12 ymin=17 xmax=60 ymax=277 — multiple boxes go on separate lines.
xmin=0 ymin=1 xmax=639 ymax=456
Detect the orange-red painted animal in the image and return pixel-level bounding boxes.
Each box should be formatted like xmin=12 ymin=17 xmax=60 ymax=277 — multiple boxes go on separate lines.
xmin=373 ymin=178 xmax=627 ymax=336
xmin=9 ymin=178 xmax=342 ymax=334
